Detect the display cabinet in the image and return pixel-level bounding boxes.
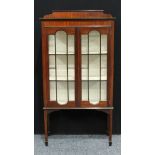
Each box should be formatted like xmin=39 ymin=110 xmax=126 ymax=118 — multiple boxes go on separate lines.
xmin=41 ymin=10 xmax=115 ymax=146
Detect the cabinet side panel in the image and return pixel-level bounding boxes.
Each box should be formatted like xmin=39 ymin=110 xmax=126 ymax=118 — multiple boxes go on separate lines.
xmin=108 ymin=21 xmax=114 ymax=106
xmin=41 ymin=22 xmax=49 ymax=107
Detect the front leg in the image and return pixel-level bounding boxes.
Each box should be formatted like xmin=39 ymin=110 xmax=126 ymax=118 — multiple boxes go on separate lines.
xmin=108 ymin=110 xmax=113 ymax=146
xmin=44 ymin=110 xmax=48 ymax=146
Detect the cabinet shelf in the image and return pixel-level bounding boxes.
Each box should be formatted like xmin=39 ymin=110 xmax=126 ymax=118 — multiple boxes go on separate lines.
xmin=49 ymin=68 xmax=107 ymax=81
xmin=49 ymin=53 xmax=107 ymax=55
xmin=49 ymin=53 xmax=74 ymax=55
xmin=82 ymin=50 xmax=107 ymax=54
xmin=49 ymin=79 xmax=107 ymax=81
xmin=49 ymin=67 xmax=106 ymax=69
xmin=82 ymin=53 xmax=107 ymax=55
xmin=49 ymin=77 xmax=107 ymax=81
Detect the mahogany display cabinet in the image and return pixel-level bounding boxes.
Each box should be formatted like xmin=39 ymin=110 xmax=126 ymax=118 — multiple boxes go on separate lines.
xmin=41 ymin=10 xmax=115 ymax=146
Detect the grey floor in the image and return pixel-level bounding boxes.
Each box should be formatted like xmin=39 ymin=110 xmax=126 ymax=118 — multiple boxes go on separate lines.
xmin=34 ymin=135 xmax=121 ymax=155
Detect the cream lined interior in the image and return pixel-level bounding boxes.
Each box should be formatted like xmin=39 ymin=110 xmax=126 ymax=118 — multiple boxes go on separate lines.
xmin=81 ymin=31 xmax=107 ymax=104
xmin=48 ymin=30 xmax=107 ymax=105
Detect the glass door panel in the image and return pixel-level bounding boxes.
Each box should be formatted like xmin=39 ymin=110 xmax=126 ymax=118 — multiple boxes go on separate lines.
xmin=89 ymin=81 xmax=100 ymax=104
xmin=48 ymin=30 xmax=75 ymax=105
xmin=57 ymin=81 xmax=68 ymax=105
xmin=82 ymin=81 xmax=88 ymax=100
xmin=81 ymin=30 xmax=108 ymax=105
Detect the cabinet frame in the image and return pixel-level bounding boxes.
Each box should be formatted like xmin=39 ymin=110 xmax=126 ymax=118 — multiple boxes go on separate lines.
xmin=41 ymin=11 xmax=115 ymax=146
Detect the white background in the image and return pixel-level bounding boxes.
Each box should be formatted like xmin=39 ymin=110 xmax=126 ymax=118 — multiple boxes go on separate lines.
xmin=0 ymin=0 xmax=155 ymax=154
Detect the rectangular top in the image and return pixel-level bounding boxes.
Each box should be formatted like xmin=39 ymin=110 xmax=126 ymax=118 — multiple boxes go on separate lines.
xmin=40 ymin=10 xmax=115 ymax=20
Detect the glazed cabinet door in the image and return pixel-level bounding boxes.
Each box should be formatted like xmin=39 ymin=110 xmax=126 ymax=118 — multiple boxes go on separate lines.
xmin=42 ymin=28 xmax=76 ymax=107
xmin=80 ymin=28 xmax=110 ymax=107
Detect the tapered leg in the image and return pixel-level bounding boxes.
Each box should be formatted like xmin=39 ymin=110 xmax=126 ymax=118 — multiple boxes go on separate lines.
xmin=107 ymin=112 xmax=110 ymax=135
xmin=44 ymin=110 xmax=48 ymax=146
xmin=48 ymin=112 xmax=51 ymax=135
xmin=108 ymin=110 xmax=113 ymax=146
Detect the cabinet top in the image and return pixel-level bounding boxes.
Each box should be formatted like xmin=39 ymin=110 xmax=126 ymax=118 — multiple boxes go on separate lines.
xmin=40 ymin=10 xmax=115 ymax=20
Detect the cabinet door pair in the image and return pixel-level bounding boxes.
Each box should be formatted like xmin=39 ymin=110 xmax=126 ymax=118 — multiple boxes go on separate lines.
xmin=42 ymin=27 xmax=111 ymax=107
